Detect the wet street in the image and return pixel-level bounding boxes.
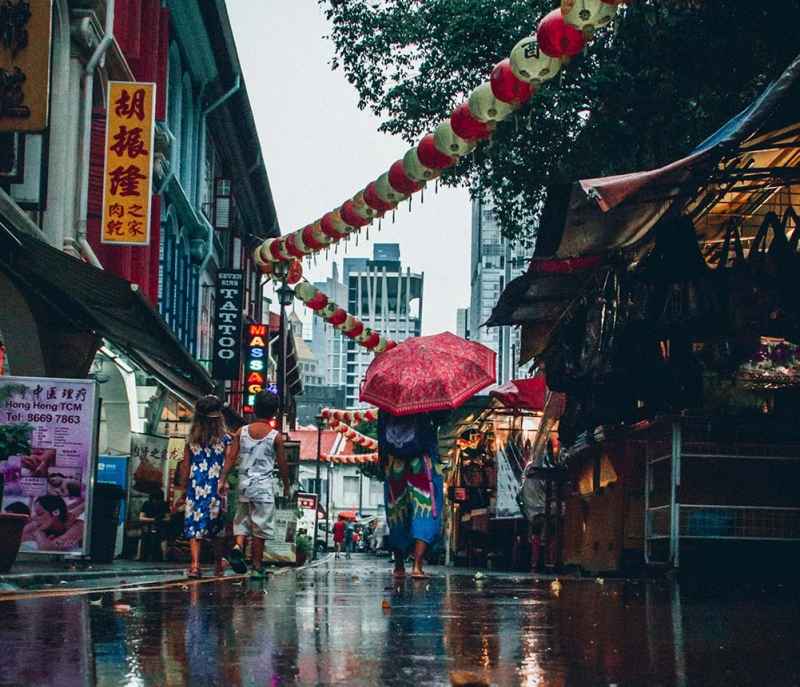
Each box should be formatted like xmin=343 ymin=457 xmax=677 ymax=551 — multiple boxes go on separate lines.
xmin=1 ymin=554 xmax=799 ymax=687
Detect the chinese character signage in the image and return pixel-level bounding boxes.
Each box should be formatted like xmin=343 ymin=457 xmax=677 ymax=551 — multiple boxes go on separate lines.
xmin=101 ymin=81 xmax=156 ymax=245
xmin=212 ymin=271 xmax=244 ymax=380
xmin=0 ymin=375 xmax=98 ymax=556
xmin=127 ymin=432 xmax=168 ymax=528
xmin=297 ymin=492 xmax=317 ymax=511
xmin=243 ymin=322 xmax=270 ymax=413
xmin=0 ymin=0 xmax=52 ymax=132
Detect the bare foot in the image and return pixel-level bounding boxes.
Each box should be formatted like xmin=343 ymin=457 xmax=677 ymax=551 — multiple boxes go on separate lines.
xmin=392 ymin=567 xmax=406 ymax=579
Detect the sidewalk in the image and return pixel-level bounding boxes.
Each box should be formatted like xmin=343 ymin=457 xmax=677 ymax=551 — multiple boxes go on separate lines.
xmin=0 ymin=558 xmax=190 ymax=592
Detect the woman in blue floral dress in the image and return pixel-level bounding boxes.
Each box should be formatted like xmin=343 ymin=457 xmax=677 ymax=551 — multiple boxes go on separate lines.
xmin=178 ymin=395 xmax=230 ymax=578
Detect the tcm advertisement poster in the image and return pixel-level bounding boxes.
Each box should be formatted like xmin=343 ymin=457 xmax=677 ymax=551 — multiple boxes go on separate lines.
xmin=0 ymin=376 xmax=98 ymax=556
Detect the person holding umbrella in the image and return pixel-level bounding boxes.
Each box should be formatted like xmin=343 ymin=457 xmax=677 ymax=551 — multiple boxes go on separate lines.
xmin=362 ymin=332 xmax=497 ymax=580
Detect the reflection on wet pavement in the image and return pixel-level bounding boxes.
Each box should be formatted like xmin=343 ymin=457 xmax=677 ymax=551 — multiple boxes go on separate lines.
xmin=1 ymin=555 xmax=799 ymax=686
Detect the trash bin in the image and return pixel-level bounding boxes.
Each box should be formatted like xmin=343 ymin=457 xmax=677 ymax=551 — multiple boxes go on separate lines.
xmin=91 ymin=483 xmax=126 ymax=563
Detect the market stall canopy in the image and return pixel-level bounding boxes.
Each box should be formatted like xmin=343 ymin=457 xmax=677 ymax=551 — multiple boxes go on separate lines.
xmin=550 ymin=51 xmax=800 ymax=258
xmin=489 ymin=376 xmax=548 ymax=411
xmin=489 ymin=51 xmax=800 ymax=362
xmin=0 ymin=229 xmax=214 ymax=396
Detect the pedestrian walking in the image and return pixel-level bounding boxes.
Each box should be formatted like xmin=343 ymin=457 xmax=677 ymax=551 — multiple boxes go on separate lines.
xmin=220 ymin=390 xmax=290 ymax=579
xmin=178 ymin=395 xmax=230 ymax=579
xmin=332 ymin=516 xmax=345 ymax=559
xmin=344 ymin=520 xmax=355 ymax=559
xmin=379 ymin=411 xmax=445 ymax=579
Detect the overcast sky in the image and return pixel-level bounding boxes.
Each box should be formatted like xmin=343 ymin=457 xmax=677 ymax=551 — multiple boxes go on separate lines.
xmin=227 ymin=1 xmax=471 ymax=336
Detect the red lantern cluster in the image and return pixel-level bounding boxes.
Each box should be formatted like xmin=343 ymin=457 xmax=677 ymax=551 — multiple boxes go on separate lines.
xmin=328 ymin=419 xmax=379 ymax=451
xmin=321 ymin=407 xmax=379 ymax=424
xmin=254 ymin=2 xmax=624 ymax=267
xmin=294 ymin=282 xmax=395 ymax=354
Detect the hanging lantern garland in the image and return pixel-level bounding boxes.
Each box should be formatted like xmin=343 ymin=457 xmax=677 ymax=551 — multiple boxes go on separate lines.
xmin=293 ymin=281 xmax=398 ymax=354
xmin=322 ymin=453 xmax=380 ymax=465
xmin=254 ymin=0 xmax=628 ymax=268
xmin=321 ymin=407 xmax=379 ymax=424
xmin=327 ymin=418 xmax=379 ymax=451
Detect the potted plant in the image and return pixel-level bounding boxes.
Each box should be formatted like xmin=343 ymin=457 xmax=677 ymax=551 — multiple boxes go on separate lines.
xmin=295 ymin=533 xmax=312 ymax=567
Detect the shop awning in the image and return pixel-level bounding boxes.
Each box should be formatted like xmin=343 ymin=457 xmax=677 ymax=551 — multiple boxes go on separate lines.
xmin=549 ymin=52 xmax=800 ymax=258
xmin=488 ymin=52 xmax=800 ymax=363
xmin=489 ymin=376 xmax=548 ymax=411
xmin=0 ymin=229 xmax=214 ymax=396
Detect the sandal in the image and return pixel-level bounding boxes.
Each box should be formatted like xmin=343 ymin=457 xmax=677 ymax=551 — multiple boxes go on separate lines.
xmin=187 ymin=568 xmax=202 ymax=579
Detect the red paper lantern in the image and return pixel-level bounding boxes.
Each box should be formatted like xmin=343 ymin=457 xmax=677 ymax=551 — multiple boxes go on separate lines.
xmin=287 ymin=259 xmax=303 ymax=285
xmin=364 ymin=181 xmax=395 ymax=213
xmin=322 ymin=409 xmax=330 ymax=419
xmin=268 ymin=238 xmax=289 ymax=261
xmin=450 ymin=102 xmax=493 ymax=141
xmin=363 ymin=332 xmax=381 ymax=349
xmin=417 ymin=134 xmax=456 ymax=170
xmin=537 ymin=8 xmax=586 ymax=58
xmin=341 ymin=200 xmax=370 ymax=228
xmin=364 ymin=181 xmax=395 ymax=212
xmin=327 ymin=308 xmax=348 ymax=326
xmin=306 ymin=292 xmax=329 ymax=310
xmin=344 ymin=321 xmax=365 ymax=338
xmin=302 ymin=224 xmax=325 ymax=251
xmin=490 ymin=59 xmax=535 ymax=105
xmin=388 ymin=160 xmax=423 ymax=195
xmin=321 ymin=211 xmax=348 ymax=239
xmin=285 ymin=233 xmax=306 ymax=259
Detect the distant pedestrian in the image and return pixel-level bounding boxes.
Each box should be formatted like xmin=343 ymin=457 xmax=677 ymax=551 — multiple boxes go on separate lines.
xmin=178 ymin=395 xmax=229 ymax=579
xmin=333 ymin=516 xmax=345 ymax=559
xmin=379 ymin=411 xmax=445 ymax=579
xmin=139 ymin=488 xmax=169 ymax=561
xmin=344 ymin=520 xmax=355 ymax=559
xmin=220 ymin=390 xmax=290 ymax=580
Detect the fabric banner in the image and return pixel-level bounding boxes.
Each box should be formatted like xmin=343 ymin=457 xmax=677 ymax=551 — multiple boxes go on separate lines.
xmin=127 ymin=432 xmax=168 ymax=527
xmin=0 ymin=376 xmax=98 ymax=556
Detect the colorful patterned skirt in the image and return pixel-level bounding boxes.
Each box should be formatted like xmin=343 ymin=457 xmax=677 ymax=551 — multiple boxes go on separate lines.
xmin=384 ymin=454 xmax=443 ymax=552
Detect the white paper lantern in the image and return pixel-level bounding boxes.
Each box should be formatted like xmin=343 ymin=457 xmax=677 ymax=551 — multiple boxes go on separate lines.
xmin=468 ymin=82 xmax=516 ymax=123
xmin=510 ymin=37 xmax=562 ymax=84
xmin=375 ymin=172 xmax=408 ymax=205
xmin=433 ymin=120 xmax=477 ymax=157
xmin=403 ymin=148 xmax=438 ymax=183
xmin=561 ymin=0 xmax=616 ymax=34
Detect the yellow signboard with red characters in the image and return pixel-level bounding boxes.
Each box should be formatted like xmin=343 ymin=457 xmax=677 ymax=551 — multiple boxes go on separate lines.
xmin=101 ymin=81 xmax=156 ymax=246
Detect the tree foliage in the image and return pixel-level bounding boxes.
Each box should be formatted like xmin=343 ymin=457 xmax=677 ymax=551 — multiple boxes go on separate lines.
xmin=320 ymin=0 xmax=800 ymax=243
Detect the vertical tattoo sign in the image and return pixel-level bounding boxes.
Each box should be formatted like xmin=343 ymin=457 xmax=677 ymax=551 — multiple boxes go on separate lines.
xmin=101 ymin=81 xmax=156 ymax=246
xmin=212 ymin=270 xmax=244 ymax=380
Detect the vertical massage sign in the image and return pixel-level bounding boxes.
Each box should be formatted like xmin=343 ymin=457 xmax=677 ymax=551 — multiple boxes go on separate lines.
xmin=0 ymin=376 xmax=98 ymax=556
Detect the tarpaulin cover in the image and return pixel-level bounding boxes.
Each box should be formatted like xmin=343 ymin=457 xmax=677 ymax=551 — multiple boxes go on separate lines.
xmin=489 ymin=376 xmax=548 ymax=411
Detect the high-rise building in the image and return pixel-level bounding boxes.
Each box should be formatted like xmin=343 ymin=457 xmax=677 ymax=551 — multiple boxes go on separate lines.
xmin=310 ymin=263 xmax=348 ymax=389
xmin=464 ymin=199 xmax=528 ymax=385
xmin=343 ymin=244 xmax=423 ymax=407
xmin=456 ymin=308 xmax=470 ymax=340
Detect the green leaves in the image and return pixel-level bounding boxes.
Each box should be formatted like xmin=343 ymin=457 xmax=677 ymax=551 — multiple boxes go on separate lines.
xmin=319 ymin=0 xmax=800 ymax=243
xmin=0 ymin=423 xmax=33 ymax=462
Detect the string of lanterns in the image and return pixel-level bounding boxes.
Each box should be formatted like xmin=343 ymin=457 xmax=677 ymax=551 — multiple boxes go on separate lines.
xmin=321 ymin=407 xmax=379 ymax=424
xmin=321 ymin=453 xmax=379 ymax=465
xmin=328 ymin=418 xmax=379 ymax=451
xmin=254 ymin=0 xmax=628 ymax=268
xmin=293 ymin=281 xmax=398 ymax=353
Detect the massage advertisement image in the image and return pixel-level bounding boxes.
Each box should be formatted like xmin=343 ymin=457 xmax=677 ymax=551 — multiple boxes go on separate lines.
xmin=0 ymin=376 xmax=98 ymax=556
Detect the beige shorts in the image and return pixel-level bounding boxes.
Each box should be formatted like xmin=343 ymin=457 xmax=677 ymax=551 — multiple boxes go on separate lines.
xmin=233 ymin=500 xmax=275 ymax=540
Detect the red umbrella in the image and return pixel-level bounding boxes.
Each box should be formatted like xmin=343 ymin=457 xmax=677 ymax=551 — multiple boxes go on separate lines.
xmin=360 ymin=332 xmax=496 ymax=416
